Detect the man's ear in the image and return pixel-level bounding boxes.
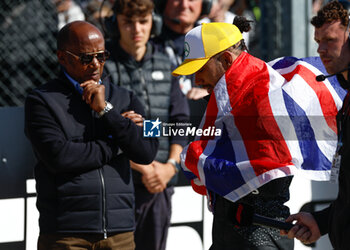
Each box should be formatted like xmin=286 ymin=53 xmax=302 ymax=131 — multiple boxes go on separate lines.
xmin=221 ymin=50 xmax=234 ymax=70
xmin=57 ymin=50 xmax=66 ymax=65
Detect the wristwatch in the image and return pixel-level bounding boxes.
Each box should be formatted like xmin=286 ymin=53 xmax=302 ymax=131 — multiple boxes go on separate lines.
xmin=98 ymin=101 xmax=113 ymax=117
xmin=167 ymin=158 xmax=180 ymax=173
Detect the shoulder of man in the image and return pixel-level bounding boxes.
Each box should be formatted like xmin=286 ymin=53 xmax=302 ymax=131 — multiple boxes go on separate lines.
xmin=29 ymin=76 xmax=67 ymax=95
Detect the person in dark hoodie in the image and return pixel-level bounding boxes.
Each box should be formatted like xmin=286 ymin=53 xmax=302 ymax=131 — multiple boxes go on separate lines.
xmin=103 ymin=1 xmax=190 ymax=250
xmin=24 ymin=20 xmax=158 ymax=250
xmin=281 ymin=1 xmax=350 ymax=249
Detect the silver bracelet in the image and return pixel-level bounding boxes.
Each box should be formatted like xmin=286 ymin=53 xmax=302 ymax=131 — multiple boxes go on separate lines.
xmin=98 ymin=101 xmax=113 ymax=117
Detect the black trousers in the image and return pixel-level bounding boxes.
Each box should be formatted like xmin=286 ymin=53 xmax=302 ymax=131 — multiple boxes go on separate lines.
xmin=209 ymin=195 xmax=294 ymax=250
xmin=134 ymin=186 xmax=174 ymax=250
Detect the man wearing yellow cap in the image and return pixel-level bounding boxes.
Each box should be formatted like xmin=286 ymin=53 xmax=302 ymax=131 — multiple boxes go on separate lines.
xmin=173 ymin=21 xmax=294 ymax=249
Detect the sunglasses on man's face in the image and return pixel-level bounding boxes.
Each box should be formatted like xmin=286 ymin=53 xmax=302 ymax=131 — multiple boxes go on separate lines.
xmin=65 ymin=50 xmax=110 ymax=65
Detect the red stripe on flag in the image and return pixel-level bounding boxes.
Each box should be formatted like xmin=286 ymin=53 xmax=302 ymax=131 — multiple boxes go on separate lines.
xmin=191 ymin=180 xmax=207 ymax=195
xmin=226 ymin=53 xmax=293 ymax=176
xmin=184 ymin=94 xmax=218 ymax=178
xmin=282 ymin=65 xmax=338 ymax=134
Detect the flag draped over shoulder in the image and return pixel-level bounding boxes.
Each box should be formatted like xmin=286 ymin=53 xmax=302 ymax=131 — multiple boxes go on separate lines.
xmin=180 ymin=52 xmax=346 ymax=203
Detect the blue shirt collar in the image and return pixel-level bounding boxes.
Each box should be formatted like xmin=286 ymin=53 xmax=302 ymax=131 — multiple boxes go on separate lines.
xmin=63 ymin=70 xmax=101 ymax=95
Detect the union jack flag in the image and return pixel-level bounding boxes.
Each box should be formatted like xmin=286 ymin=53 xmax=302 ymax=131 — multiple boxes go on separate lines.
xmin=180 ymin=52 xmax=346 ymax=203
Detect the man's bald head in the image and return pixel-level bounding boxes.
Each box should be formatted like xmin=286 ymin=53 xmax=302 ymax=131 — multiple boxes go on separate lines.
xmin=57 ymin=21 xmax=104 ymax=51
xmin=56 ymin=21 xmax=106 ymax=83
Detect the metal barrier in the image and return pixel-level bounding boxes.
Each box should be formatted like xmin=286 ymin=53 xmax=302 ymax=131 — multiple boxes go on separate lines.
xmin=0 ymin=0 xmax=60 ymax=107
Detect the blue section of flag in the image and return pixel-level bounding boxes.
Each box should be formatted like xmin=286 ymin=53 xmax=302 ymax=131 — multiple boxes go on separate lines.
xmin=283 ymin=90 xmax=331 ymax=171
xmin=203 ymin=124 xmax=245 ymax=196
xmin=182 ymin=170 xmax=198 ymax=181
xmin=271 ymin=56 xmax=299 ymax=70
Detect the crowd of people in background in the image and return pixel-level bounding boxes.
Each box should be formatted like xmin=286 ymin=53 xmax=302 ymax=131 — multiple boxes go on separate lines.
xmin=0 ymin=0 xmax=260 ymax=106
xmin=51 ymin=0 xmax=260 ymax=48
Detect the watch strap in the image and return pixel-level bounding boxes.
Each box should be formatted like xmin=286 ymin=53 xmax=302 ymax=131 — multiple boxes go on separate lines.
xmin=98 ymin=101 xmax=113 ymax=117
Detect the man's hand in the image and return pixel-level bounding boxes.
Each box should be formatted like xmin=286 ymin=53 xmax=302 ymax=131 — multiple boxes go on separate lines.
xmin=80 ymin=80 xmax=105 ymax=113
xmin=130 ymin=160 xmax=155 ymax=179
xmin=121 ymin=111 xmax=144 ymax=127
xmin=126 ymin=113 xmax=180 ymax=193
xmin=137 ymin=161 xmax=176 ymax=194
xmin=280 ymin=212 xmax=321 ymax=245
xmin=186 ymin=87 xmax=209 ymax=100
xmin=129 ymin=161 xmax=163 ymax=193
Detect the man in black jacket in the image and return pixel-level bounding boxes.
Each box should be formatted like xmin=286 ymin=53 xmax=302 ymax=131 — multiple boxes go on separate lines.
xmin=24 ymin=20 xmax=158 ymax=250
xmin=282 ymin=1 xmax=350 ymax=249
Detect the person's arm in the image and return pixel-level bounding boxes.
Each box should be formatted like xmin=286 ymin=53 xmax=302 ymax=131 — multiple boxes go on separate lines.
xmin=142 ymin=144 xmax=182 ymax=193
xmin=311 ymin=206 xmax=330 ymax=236
xmin=121 ymin=78 xmax=188 ymax=192
xmin=186 ymin=87 xmax=209 ymax=100
xmin=169 ymin=76 xmax=190 ymax=148
xmin=140 ymin=78 xmax=190 ymax=192
xmin=100 ymin=90 xmax=158 ymax=164
xmin=281 ymin=211 xmax=322 ymax=245
xmin=24 ymin=90 xmax=114 ymax=174
xmin=120 ymin=109 xmax=178 ymax=193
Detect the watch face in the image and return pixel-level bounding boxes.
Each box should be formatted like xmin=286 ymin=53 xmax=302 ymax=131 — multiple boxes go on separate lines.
xmin=107 ymin=102 xmax=113 ymax=110
xmin=99 ymin=102 xmax=113 ymax=117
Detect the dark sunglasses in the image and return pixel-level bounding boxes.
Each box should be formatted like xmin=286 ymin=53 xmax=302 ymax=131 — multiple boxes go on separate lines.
xmin=65 ymin=50 xmax=110 ymax=65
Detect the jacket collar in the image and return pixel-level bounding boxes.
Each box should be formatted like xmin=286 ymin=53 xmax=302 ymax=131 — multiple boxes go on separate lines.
xmin=57 ymin=69 xmax=111 ymax=98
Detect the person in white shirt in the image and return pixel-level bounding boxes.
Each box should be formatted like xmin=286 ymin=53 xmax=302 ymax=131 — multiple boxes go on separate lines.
xmin=198 ymin=0 xmax=250 ymax=47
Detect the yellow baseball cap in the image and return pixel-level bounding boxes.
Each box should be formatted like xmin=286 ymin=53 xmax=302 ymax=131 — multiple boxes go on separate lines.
xmin=172 ymin=22 xmax=243 ymax=76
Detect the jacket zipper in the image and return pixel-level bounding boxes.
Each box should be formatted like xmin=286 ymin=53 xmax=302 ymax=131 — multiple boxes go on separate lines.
xmin=99 ymin=168 xmax=107 ymax=239
xmin=92 ymin=109 xmax=107 ymax=239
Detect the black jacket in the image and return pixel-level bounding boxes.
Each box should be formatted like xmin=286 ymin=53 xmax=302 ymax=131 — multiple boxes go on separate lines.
xmin=313 ymin=75 xmax=350 ymax=250
xmin=24 ymin=73 xmax=158 ymax=235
